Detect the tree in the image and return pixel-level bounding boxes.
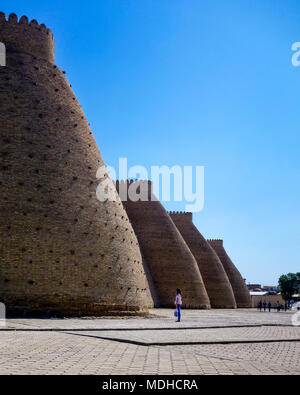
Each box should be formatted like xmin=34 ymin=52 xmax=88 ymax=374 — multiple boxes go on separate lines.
xmin=297 ymin=272 xmax=300 ymax=293
xmin=279 ymin=273 xmax=300 ymax=301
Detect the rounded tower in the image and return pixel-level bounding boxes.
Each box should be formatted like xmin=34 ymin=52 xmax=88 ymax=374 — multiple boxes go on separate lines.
xmin=116 ymin=180 xmax=211 ymax=309
xmin=169 ymin=212 xmax=237 ymax=308
xmin=0 ymin=13 xmax=153 ymax=316
xmin=207 ymin=240 xmax=251 ymax=308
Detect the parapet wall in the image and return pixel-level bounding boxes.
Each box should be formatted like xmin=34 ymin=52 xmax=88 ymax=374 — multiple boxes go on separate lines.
xmin=116 ymin=181 xmax=210 ymax=309
xmin=169 ymin=212 xmax=237 ymax=308
xmin=168 ymin=211 xmax=193 ymax=221
xmin=207 ymin=239 xmax=223 ymax=246
xmin=0 ymin=12 xmax=54 ymax=63
xmin=207 ymin=240 xmax=251 ymax=308
xmin=116 ymin=179 xmax=156 ymax=202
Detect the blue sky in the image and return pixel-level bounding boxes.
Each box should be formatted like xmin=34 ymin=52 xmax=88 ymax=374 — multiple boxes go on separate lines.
xmin=4 ymin=0 xmax=300 ymax=285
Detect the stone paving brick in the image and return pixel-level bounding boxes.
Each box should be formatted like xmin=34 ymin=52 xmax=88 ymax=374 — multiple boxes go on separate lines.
xmin=5 ymin=308 xmax=296 ymax=330
xmin=69 ymin=325 xmax=300 ymax=345
xmin=0 ymin=309 xmax=299 ymax=375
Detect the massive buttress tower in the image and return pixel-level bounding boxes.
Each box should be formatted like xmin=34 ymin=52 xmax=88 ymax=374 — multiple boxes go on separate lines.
xmin=0 ymin=13 xmax=153 ymax=315
xmin=207 ymin=240 xmax=251 ymax=308
xmin=116 ymin=180 xmax=211 ymax=309
xmin=169 ymin=212 xmax=237 ymax=308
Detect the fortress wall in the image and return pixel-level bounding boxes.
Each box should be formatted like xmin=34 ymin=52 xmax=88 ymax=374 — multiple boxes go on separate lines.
xmin=207 ymin=240 xmax=251 ymax=308
xmin=250 ymin=294 xmax=285 ymax=309
xmin=169 ymin=212 xmax=237 ymax=308
xmin=0 ymin=13 xmax=54 ymax=63
xmin=0 ymin=13 xmax=153 ymax=316
xmin=116 ymin=181 xmax=211 ymax=309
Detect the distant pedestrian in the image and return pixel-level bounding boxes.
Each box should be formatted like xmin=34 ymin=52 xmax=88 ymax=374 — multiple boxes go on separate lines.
xmin=175 ymin=288 xmax=182 ymax=322
xmin=263 ymin=301 xmax=267 ymax=311
xmin=268 ymin=302 xmax=272 ymax=312
xmin=258 ymin=301 xmax=262 ymax=311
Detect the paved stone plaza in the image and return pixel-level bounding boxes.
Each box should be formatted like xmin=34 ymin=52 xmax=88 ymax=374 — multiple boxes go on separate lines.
xmin=1 ymin=309 xmax=299 ymax=375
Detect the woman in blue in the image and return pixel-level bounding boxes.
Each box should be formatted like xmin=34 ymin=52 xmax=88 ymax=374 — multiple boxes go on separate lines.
xmin=175 ymin=288 xmax=182 ymax=322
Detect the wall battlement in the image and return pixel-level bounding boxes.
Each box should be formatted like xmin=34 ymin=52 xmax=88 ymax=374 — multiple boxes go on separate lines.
xmin=168 ymin=212 xmax=193 ymax=225
xmin=168 ymin=211 xmax=192 ymax=215
xmin=0 ymin=12 xmax=54 ymax=63
xmin=168 ymin=211 xmax=193 ymax=220
xmin=207 ymin=239 xmax=224 ymax=246
xmin=115 ymin=180 xmax=156 ymax=202
xmin=115 ymin=179 xmax=152 ymax=185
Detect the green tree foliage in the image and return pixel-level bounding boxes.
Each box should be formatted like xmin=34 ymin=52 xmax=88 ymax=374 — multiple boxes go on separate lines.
xmin=279 ymin=273 xmax=300 ymax=301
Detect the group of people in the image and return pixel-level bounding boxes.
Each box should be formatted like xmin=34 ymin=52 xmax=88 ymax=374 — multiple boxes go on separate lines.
xmin=257 ymin=300 xmax=291 ymax=312
xmin=175 ymin=293 xmax=294 ymax=323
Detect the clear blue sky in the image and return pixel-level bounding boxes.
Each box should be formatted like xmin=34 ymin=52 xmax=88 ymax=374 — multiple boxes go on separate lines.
xmin=4 ymin=0 xmax=300 ymax=285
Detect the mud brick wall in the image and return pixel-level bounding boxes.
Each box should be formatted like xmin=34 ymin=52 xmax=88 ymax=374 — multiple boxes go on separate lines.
xmin=207 ymin=240 xmax=251 ymax=308
xmin=116 ymin=180 xmax=211 ymax=309
xmin=169 ymin=212 xmax=237 ymax=308
xmin=0 ymin=13 xmax=153 ymax=316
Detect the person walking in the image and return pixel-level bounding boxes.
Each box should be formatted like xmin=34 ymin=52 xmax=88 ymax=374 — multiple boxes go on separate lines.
xmin=175 ymin=289 xmax=182 ymax=322
xmin=268 ymin=302 xmax=272 ymax=312
xmin=263 ymin=301 xmax=267 ymax=312
xmin=258 ymin=300 xmax=262 ymax=312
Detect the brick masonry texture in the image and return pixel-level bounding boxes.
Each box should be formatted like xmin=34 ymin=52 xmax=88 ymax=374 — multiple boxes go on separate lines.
xmin=207 ymin=239 xmax=251 ymax=308
xmin=169 ymin=212 xmax=237 ymax=308
xmin=0 ymin=13 xmax=154 ymax=316
xmin=116 ymin=180 xmax=211 ymax=309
